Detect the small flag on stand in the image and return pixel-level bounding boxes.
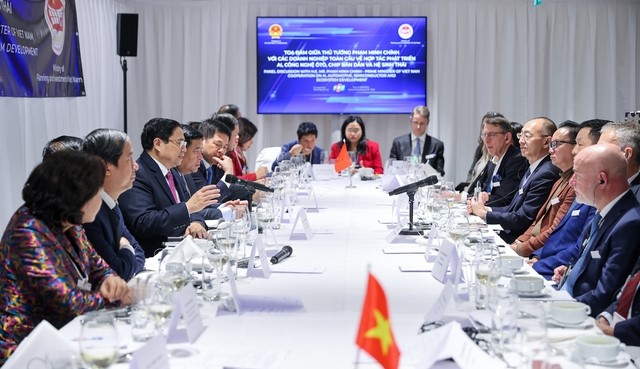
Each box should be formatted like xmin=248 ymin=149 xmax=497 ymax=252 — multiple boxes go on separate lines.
xmin=355 ymin=272 xmax=400 ymax=369
xmin=334 ymin=141 xmax=352 ymax=172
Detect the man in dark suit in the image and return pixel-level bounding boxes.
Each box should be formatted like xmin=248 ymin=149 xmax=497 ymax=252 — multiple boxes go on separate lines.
xmin=82 ymin=129 xmax=146 ymax=280
xmin=471 ymin=117 xmax=560 ymax=243
xmin=119 ymin=118 xmax=219 ymax=257
xmin=556 ymin=143 xmax=640 ymax=316
xmin=272 ymin=121 xmax=324 ymax=171
xmin=596 ymin=258 xmax=640 ymax=346
xmin=598 ymin=121 xmax=640 ymax=199
xmin=389 ymin=105 xmax=445 ymax=176
xmin=176 ymin=124 xmax=224 ymax=220
xmin=467 ymin=116 xmax=529 ymax=207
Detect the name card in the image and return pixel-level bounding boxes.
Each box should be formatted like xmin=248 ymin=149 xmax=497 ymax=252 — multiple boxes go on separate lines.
xmin=290 ymin=206 xmax=313 ymax=240
xmin=423 ymin=281 xmax=454 ymax=322
xmin=312 ymin=164 xmax=335 ymax=181
xmin=246 ymin=234 xmax=271 ymax=278
xmin=130 ymin=335 xmax=170 ymax=369
xmin=166 ymin=284 xmax=205 ymax=344
xmin=431 ymin=238 xmax=459 ymax=284
xmin=414 ymin=321 xmax=506 ymax=369
xmin=385 ymin=221 xmax=405 ymax=243
xmin=423 ymin=227 xmax=439 ymax=263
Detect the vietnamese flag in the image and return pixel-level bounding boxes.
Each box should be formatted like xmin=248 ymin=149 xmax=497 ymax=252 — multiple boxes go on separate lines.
xmin=356 ymin=273 xmax=400 ymax=369
xmin=334 ymin=141 xmax=352 ymax=172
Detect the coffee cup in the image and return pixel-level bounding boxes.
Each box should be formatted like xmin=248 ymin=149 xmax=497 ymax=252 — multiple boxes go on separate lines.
xmin=575 ymin=334 xmax=621 ymax=362
xmin=510 ymin=275 xmax=545 ymax=293
xmin=501 ymin=255 xmax=524 ymax=271
xmin=549 ymin=301 xmax=591 ymax=324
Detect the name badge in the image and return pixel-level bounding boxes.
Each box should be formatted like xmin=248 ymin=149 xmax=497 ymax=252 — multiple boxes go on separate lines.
xmin=519 ymin=188 xmax=524 ymax=195
xmin=492 ymin=181 xmax=501 ymax=188
xmin=78 ymin=278 xmax=92 ymax=292
xmin=424 ymin=153 xmax=436 ymax=160
xmin=590 ymin=250 xmax=601 ymax=259
xmin=551 ymin=197 xmax=560 ymax=205
xmin=571 ymin=209 xmax=581 ymax=216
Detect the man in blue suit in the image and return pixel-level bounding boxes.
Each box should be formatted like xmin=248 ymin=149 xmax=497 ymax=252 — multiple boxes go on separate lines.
xmin=272 ymin=122 xmax=324 ymax=171
xmin=467 ymin=116 xmax=529 ymax=207
xmin=82 ymin=129 xmax=146 ymax=280
xmin=119 ymin=118 xmax=219 ymax=257
xmin=557 ymin=144 xmax=640 ymax=316
xmin=471 ymin=117 xmax=560 ymax=243
xmin=389 ymin=105 xmax=445 ymax=176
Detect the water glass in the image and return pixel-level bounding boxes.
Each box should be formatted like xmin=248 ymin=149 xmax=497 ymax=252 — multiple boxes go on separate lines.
xmin=79 ymin=312 xmax=118 ymax=369
xmin=130 ymin=308 xmax=155 ymax=342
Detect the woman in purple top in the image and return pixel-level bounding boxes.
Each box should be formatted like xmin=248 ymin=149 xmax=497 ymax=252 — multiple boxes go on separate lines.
xmin=0 ymin=151 xmax=130 ymax=364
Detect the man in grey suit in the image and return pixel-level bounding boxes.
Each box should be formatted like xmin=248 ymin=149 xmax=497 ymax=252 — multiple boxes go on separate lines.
xmin=389 ymin=106 xmax=445 ymax=176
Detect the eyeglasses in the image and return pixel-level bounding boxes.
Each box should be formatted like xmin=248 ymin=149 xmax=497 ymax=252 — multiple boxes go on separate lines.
xmin=166 ymin=139 xmax=187 ymax=149
xmin=517 ymin=132 xmax=549 ymax=141
xmin=480 ymin=131 xmax=507 ymax=140
xmin=549 ymin=140 xmax=576 ymax=150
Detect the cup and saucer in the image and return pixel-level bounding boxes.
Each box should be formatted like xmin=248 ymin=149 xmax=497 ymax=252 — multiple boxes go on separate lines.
xmin=501 ymin=255 xmax=528 ymax=276
xmin=572 ymin=335 xmax=630 ymax=366
xmin=547 ymin=301 xmax=595 ymax=328
xmin=510 ymin=275 xmax=549 ymax=298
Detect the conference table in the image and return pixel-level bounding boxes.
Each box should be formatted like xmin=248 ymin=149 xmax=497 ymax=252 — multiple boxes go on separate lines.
xmin=59 ymin=175 xmax=636 ymax=369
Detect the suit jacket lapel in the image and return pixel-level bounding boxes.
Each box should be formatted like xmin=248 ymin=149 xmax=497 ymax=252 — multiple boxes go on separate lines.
xmin=141 ymin=151 xmax=176 ymax=203
xmin=422 ymin=135 xmax=432 ymax=164
xmin=104 ymin=202 xmax=122 ymax=241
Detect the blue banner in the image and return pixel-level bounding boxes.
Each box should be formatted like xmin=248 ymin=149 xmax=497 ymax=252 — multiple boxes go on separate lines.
xmin=0 ymin=0 xmax=85 ymax=97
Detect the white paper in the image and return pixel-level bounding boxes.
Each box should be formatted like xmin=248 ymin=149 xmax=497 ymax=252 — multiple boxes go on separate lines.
xmin=246 ymin=234 xmax=271 ymax=278
xmin=166 ymin=284 xmax=205 ymax=344
xmin=3 ymin=320 xmax=77 ymax=369
xmin=289 ymin=206 xmax=314 ymax=240
xmin=431 ymin=238 xmax=458 ymax=283
xmin=398 ymin=262 xmax=435 ymax=272
xmin=382 ymin=246 xmax=427 ymax=254
xmin=311 ymin=164 xmax=336 ymax=181
xmin=131 ymin=335 xmax=170 ymax=369
xmin=424 ymin=281 xmax=454 ymax=322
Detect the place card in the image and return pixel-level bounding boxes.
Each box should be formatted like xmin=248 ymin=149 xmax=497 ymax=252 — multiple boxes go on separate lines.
xmin=384 ymin=221 xmax=405 ymax=243
xmin=130 ymin=335 xmax=170 ymax=369
xmin=423 ymin=281 xmax=454 ymax=322
xmin=431 ymin=238 xmax=459 ymax=284
xmin=246 ymin=234 xmax=271 ymax=278
xmin=289 ymin=206 xmax=313 ymax=240
xmin=311 ymin=164 xmax=335 ymax=181
xmin=166 ymin=284 xmax=204 ymax=344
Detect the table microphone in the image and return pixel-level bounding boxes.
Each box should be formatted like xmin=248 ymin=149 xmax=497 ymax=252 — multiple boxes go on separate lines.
xmin=270 ymin=246 xmax=293 ymax=264
xmin=225 ymin=174 xmax=275 ymax=193
xmin=388 ymin=175 xmax=439 ymax=196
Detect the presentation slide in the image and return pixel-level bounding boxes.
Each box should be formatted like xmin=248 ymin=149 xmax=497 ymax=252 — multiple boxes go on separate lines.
xmin=257 ymin=17 xmax=427 ymax=115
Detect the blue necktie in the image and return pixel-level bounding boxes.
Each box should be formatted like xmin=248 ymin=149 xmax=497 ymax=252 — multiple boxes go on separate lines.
xmin=207 ymin=166 xmax=214 ymax=185
xmin=413 ymin=137 xmax=421 ymax=156
xmin=561 ymin=213 xmax=602 ymax=293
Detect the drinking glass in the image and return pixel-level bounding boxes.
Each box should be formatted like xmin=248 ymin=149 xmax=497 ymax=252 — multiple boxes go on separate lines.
xmin=79 ymin=312 xmax=118 ymax=369
xmin=158 ymin=262 xmax=189 ymax=292
xmin=474 ymin=243 xmax=502 ymax=310
xmin=145 ymin=282 xmax=174 ymax=336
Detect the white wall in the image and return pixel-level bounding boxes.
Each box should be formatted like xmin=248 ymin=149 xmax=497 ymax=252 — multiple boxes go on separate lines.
xmin=1 ymin=0 xmax=638 ymax=229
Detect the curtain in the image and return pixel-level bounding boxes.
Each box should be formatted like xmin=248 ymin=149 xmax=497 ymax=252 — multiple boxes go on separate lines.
xmin=0 ymin=0 xmax=638 ymax=228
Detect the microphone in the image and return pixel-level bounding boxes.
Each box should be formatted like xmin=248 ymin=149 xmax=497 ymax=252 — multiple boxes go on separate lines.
xmin=270 ymin=245 xmax=293 ymax=264
xmin=388 ymin=175 xmax=439 ymax=196
xmin=225 ymin=174 xmax=274 ymax=193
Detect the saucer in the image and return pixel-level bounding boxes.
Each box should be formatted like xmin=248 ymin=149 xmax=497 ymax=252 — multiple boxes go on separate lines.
xmin=548 ymin=316 xmax=595 ymax=329
xmin=503 ymin=266 xmax=528 ymax=275
xmin=574 ymin=350 xmax=630 ymax=367
xmin=512 ymin=287 xmax=550 ymax=298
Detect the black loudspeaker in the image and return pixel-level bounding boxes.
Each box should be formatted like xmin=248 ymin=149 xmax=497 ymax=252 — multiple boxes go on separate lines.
xmin=117 ymin=13 xmax=138 ymax=57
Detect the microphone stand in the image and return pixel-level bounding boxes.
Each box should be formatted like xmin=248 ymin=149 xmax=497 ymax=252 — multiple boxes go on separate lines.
xmin=399 ymin=188 xmax=421 ymax=235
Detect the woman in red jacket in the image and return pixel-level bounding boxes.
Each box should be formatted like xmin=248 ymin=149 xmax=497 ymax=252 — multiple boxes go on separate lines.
xmin=229 ymin=117 xmax=268 ymax=181
xmin=329 ymin=115 xmax=383 ymax=174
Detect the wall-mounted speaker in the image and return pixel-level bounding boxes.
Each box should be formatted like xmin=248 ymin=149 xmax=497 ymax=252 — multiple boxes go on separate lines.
xmin=117 ymin=13 xmax=138 ymax=57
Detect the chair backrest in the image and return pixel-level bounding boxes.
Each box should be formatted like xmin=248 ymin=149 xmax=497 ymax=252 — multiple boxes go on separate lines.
xmin=255 ymin=146 xmax=281 ymax=172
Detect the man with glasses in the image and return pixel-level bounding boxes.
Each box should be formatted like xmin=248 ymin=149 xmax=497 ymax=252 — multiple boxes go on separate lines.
xmin=389 ymin=106 xmax=445 ymax=176
xmin=510 ymin=121 xmax=580 ymax=257
xmin=468 ymin=115 xmax=528 ymax=207
xmin=120 ymin=118 xmax=218 ymax=257
xmin=471 ymin=117 xmax=560 ymax=243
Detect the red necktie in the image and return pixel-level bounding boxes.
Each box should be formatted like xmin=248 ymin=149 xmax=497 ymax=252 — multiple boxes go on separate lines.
xmin=165 ymin=171 xmax=179 ymax=203
xmin=616 ymin=272 xmax=640 ymax=318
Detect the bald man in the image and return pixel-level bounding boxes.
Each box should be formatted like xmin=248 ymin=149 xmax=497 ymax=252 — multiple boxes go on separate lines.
xmin=556 ymin=144 xmax=640 ymax=316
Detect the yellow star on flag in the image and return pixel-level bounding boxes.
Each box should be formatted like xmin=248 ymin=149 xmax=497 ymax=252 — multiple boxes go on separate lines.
xmin=364 ymin=309 xmax=394 ymax=356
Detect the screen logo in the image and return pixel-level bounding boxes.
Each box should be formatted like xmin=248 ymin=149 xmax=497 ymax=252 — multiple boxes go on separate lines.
xmin=333 ymin=83 xmax=346 ymax=93
xmin=269 ymin=24 xmax=283 ymax=39
xmin=45 ymin=0 xmax=65 ymax=55
xmin=398 ymin=23 xmax=413 ymax=40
